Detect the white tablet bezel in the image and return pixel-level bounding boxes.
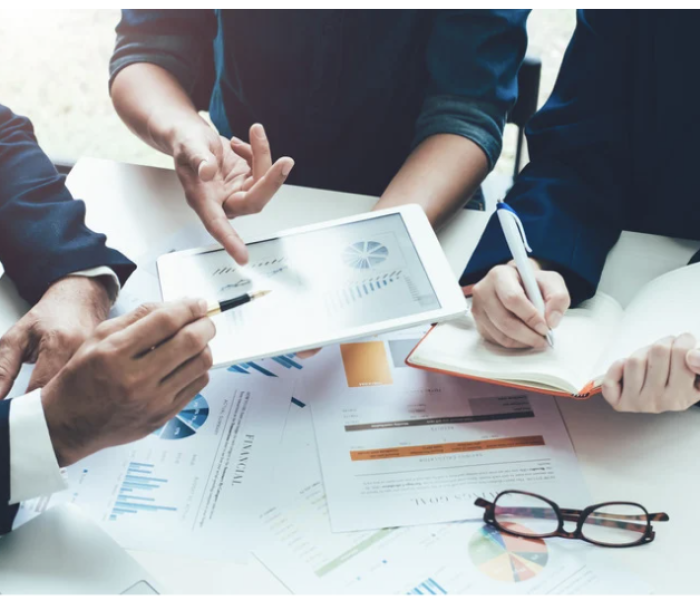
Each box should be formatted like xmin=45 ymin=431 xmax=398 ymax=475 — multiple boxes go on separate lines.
xmin=156 ymin=204 xmax=467 ymax=368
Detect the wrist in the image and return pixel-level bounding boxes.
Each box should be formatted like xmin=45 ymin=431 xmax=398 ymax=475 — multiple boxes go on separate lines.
xmin=55 ymin=276 xmax=112 ymax=322
xmin=149 ymin=110 xmax=211 ymax=157
xmin=41 ymin=382 xmax=84 ymax=468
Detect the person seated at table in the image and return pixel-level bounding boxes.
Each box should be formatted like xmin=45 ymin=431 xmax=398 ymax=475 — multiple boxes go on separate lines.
xmin=0 ymin=103 xmax=216 ymax=533
xmin=109 ymin=9 xmax=529 ymax=264
xmin=460 ymin=9 xmax=700 ymax=414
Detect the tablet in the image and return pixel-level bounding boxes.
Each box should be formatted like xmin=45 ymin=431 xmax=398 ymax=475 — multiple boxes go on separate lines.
xmin=157 ymin=204 xmax=466 ymax=368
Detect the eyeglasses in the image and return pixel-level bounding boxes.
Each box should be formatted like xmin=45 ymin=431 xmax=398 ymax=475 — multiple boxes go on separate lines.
xmin=475 ymin=490 xmax=669 ymax=548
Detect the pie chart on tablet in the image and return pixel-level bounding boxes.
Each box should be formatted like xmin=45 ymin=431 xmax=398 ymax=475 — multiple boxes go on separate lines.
xmin=152 ymin=394 xmax=209 ymax=440
xmin=342 ymin=241 xmax=389 ymax=269
xmin=468 ymin=523 xmax=548 ymax=583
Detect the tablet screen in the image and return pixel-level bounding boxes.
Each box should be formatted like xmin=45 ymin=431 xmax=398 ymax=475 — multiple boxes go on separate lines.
xmin=159 ymin=213 xmax=441 ymax=362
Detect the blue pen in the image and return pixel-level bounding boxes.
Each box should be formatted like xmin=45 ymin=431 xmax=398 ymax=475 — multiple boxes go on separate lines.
xmin=496 ymin=201 xmax=554 ymax=348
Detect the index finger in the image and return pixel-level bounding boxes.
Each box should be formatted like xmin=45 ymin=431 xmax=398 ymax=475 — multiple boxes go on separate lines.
xmin=112 ymin=298 xmax=209 ymax=357
xmin=493 ymin=267 xmax=548 ymax=335
xmin=195 ymin=198 xmax=249 ymax=265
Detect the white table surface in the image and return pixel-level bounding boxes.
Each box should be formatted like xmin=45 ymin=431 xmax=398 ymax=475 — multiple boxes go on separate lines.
xmin=2 ymin=157 xmax=699 ymax=594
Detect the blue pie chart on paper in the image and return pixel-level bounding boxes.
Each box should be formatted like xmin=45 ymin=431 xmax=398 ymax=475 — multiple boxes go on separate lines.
xmin=343 ymin=241 xmax=389 ymax=270
xmin=152 ymin=394 xmax=209 ymax=440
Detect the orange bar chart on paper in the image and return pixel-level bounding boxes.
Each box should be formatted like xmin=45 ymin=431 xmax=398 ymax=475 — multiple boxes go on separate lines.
xmin=350 ymin=436 xmax=546 ymax=461
xmin=300 ymin=328 xmax=590 ymax=533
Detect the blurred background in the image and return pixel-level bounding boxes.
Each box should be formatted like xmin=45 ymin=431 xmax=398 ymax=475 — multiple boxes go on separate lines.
xmin=0 ymin=9 xmax=576 ymax=177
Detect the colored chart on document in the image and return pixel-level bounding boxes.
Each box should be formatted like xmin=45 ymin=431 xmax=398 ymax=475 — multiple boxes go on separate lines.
xmin=469 ymin=523 xmax=548 ymax=583
xmin=151 ymin=394 xmax=209 ymax=440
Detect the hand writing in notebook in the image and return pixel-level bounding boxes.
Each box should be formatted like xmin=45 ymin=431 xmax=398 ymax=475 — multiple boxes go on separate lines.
xmin=601 ymin=334 xmax=700 ymax=413
xmin=471 ymin=259 xmax=570 ymax=350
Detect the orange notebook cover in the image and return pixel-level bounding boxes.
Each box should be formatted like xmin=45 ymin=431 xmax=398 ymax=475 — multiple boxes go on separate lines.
xmin=406 ymin=325 xmax=599 ymax=400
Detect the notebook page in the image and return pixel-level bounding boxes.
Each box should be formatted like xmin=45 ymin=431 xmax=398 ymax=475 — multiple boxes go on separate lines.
xmin=594 ymin=263 xmax=700 ymax=376
xmin=411 ymin=293 xmax=623 ymax=394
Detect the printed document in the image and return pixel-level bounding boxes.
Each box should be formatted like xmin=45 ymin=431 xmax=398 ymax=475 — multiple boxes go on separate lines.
xmin=15 ymin=369 xmax=293 ymax=560
xmin=301 ymin=329 xmax=588 ymax=531
xmin=255 ymin=407 xmax=650 ymax=595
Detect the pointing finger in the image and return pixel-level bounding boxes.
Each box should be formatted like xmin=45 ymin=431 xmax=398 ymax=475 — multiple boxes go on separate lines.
xmin=194 ymin=198 xmax=249 ymax=264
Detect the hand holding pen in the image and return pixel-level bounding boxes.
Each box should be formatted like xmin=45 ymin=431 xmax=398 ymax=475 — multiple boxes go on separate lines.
xmin=470 ymin=202 xmax=571 ymax=350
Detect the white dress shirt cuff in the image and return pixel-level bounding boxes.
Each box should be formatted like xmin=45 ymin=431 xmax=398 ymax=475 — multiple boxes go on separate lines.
xmin=9 ymin=389 xmax=66 ymax=505
xmin=68 ymin=266 xmax=121 ymax=303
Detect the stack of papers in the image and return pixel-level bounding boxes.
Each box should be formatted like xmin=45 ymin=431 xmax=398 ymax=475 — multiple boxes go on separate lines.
xmin=14 ymin=225 xmax=652 ymax=594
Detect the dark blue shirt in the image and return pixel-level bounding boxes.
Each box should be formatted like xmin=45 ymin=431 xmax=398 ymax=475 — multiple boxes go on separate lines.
xmin=463 ymin=10 xmax=700 ymax=304
xmin=110 ymin=9 xmax=528 ymax=196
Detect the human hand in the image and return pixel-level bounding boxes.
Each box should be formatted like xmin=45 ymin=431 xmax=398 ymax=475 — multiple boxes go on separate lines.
xmin=40 ymin=298 xmax=215 ymax=466
xmin=0 ymin=276 xmax=113 ymax=399
xmin=471 ymin=260 xmax=570 ymax=349
xmin=172 ymin=122 xmax=294 ymax=264
xmin=601 ymin=334 xmax=700 ymax=413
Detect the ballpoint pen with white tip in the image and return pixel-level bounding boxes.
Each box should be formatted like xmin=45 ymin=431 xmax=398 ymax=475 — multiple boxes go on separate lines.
xmin=496 ymin=202 xmax=554 ymax=348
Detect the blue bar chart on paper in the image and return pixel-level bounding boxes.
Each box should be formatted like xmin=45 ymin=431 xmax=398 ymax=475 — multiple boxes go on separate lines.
xmin=228 ymin=354 xmax=304 ymax=378
xmin=407 ymin=577 xmax=448 ymax=595
xmin=109 ymin=462 xmax=177 ymax=521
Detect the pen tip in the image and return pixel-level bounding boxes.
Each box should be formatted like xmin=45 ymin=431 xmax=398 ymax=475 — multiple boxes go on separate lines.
xmin=546 ymin=331 xmax=554 ymax=348
xmin=252 ymin=289 xmax=272 ymax=299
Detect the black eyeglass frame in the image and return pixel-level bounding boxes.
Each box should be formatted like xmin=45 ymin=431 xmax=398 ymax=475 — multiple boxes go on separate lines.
xmin=475 ymin=489 xmax=669 ymax=548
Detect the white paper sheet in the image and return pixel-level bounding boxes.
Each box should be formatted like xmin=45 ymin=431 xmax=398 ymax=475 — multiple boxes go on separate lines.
xmin=14 ymin=369 xmax=293 ymax=561
xmin=255 ymin=410 xmax=650 ymax=595
xmin=301 ymin=329 xmax=589 ymax=532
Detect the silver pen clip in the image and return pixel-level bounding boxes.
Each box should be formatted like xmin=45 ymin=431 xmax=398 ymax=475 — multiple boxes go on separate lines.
xmin=497 ymin=202 xmax=532 ymax=253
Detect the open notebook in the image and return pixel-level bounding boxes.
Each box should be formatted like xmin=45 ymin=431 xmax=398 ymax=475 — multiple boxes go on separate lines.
xmin=408 ymin=263 xmax=700 ymax=398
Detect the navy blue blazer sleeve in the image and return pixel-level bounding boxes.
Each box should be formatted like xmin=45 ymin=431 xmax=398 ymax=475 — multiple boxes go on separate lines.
xmin=461 ymin=10 xmax=633 ymax=305
xmin=0 ymin=399 xmax=18 ymax=534
xmin=0 ymin=105 xmax=135 ymax=305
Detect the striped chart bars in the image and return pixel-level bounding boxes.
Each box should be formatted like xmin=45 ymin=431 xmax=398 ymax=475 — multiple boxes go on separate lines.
xmin=109 ymin=462 xmax=177 ymax=521
xmin=227 ymin=354 xmax=304 ymax=377
xmin=325 ymin=271 xmax=404 ymax=316
xmin=407 ymin=577 xmax=448 ymax=595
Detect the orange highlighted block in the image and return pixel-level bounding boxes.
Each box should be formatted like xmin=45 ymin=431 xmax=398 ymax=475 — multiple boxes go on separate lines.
xmin=350 ymin=435 xmax=545 ymax=461
xmin=340 ymin=341 xmax=393 ymax=388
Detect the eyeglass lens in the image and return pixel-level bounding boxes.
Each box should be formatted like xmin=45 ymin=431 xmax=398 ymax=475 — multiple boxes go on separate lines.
xmin=494 ymin=492 xmax=559 ymax=536
xmin=581 ymin=503 xmax=649 ymax=545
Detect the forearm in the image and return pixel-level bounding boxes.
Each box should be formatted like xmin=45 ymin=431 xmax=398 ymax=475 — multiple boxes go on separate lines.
xmin=374 ymin=133 xmax=488 ymax=229
xmin=111 ymin=63 xmax=210 ymax=156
